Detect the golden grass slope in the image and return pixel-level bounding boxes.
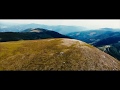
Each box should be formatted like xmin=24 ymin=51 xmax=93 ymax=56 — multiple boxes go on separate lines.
xmin=0 ymin=38 xmax=120 ymax=71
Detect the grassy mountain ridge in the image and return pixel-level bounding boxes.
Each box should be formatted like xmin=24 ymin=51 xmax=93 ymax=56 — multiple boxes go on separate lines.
xmin=0 ymin=38 xmax=120 ymax=71
xmin=0 ymin=28 xmax=70 ymax=42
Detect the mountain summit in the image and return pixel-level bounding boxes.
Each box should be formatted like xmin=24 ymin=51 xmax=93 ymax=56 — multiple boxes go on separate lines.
xmin=22 ymin=28 xmax=48 ymax=32
xmin=0 ymin=38 xmax=120 ymax=70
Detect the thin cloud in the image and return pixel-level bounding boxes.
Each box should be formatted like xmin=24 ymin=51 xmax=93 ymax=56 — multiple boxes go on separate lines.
xmin=0 ymin=19 xmax=120 ymax=29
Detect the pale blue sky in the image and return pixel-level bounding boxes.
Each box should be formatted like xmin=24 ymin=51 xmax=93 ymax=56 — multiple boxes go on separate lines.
xmin=0 ymin=19 xmax=120 ymax=29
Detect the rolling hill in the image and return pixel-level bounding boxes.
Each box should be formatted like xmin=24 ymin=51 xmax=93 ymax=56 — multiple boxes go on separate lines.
xmin=0 ymin=28 xmax=70 ymax=42
xmin=0 ymin=38 xmax=120 ymax=71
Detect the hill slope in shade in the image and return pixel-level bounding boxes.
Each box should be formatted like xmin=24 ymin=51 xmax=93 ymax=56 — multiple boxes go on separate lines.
xmin=98 ymin=42 xmax=120 ymax=60
xmin=0 ymin=38 xmax=120 ymax=71
xmin=66 ymin=29 xmax=120 ymax=44
xmin=0 ymin=28 xmax=70 ymax=42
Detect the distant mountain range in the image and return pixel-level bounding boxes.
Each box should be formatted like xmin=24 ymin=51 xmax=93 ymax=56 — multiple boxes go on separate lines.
xmin=0 ymin=23 xmax=85 ymax=34
xmin=67 ymin=28 xmax=120 ymax=44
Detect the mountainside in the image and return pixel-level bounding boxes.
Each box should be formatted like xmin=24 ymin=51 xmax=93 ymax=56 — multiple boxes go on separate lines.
xmin=0 ymin=38 xmax=120 ymax=71
xmin=93 ymin=36 xmax=120 ymax=47
xmin=98 ymin=42 xmax=120 ymax=60
xmin=66 ymin=29 xmax=120 ymax=61
xmin=67 ymin=28 xmax=120 ymax=44
xmin=0 ymin=28 xmax=70 ymax=42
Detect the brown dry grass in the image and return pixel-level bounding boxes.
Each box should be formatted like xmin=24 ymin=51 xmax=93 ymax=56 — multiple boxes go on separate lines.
xmin=0 ymin=38 xmax=120 ymax=71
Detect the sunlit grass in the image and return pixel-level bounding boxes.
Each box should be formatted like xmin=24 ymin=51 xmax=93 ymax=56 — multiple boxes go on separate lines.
xmin=0 ymin=38 xmax=120 ymax=71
